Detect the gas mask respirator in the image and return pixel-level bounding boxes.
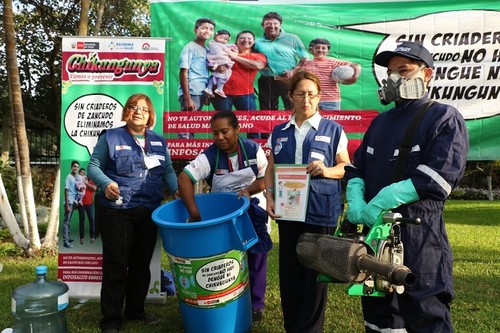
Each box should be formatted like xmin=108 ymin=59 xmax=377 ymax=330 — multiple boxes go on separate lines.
xmin=378 ymin=66 xmax=427 ymax=105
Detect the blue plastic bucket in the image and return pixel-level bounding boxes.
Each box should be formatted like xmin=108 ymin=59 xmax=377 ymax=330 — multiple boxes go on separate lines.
xmin=152 ymin=192 xmax=258 ymax=333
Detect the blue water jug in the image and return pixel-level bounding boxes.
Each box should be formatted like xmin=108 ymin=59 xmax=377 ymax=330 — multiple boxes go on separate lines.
xmin=11 ymin=265 xmax=69 ymax=333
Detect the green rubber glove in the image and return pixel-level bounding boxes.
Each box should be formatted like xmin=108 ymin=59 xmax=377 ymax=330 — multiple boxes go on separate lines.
xmin=361 ymin=179 xmax=420 ymax=227
xmin=346 ymin=178 xmax=367 ymax=223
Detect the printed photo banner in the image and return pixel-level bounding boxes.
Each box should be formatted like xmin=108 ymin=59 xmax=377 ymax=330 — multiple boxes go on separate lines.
xmin=164 ymin=110 xmax=379 ymax=159
xmin=59 ymin=36 xmax=168 ymax=301
xmin=150 ymin=0 xmax=500 ymax=160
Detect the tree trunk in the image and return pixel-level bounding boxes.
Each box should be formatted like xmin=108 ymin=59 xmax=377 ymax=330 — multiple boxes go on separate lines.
xmin=1 ymin=113 xmax=10 ymax=165
xmin=486 ymin=174 xmax=493 ymax=201
xmin=78 ymin=0 xmax=91 ymax=36
xmin=94 ymin=0 xmax=106 ymax=35
xmin=4 ymin=0 xmax=41 ymax=253
xmin=0 ymin=174 xmax=30 ymax=254
xmin=9 ymin=108 xmax=29 ymax=238
xmin=42 ymin=167 xmax=61 ymax=249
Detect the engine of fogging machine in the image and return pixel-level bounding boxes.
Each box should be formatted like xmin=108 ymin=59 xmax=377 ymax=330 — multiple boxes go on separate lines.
xmin=296 ymin=234 xmax=416 ymax=287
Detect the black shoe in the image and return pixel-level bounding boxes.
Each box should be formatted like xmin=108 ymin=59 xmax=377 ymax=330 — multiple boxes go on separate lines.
xmin=63 ymin=243 xmax=73 ymax=248
xmin=69 ymin=239 xmax=75 ymax=243
xmin=125 ymin=312 xmax=161 ymax=324
xmin=252 ymin=309 xmax=263 ymax=323
xmin=101 ymin=329 xmax=119 ymax=333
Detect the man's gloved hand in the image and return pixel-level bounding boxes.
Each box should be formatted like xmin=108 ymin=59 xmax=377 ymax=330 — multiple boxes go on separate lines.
xmin=360 ymin=179 xmax=420 ymax=227
xmin=345 ymin=178 xmax=367 ymax=223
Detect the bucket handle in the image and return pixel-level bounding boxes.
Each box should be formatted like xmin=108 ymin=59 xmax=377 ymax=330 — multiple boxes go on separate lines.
xmin=231 ymin=214 xmax=258 ymax=251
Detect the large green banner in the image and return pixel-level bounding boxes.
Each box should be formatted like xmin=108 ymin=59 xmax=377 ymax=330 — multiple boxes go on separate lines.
xmin=150 ymin=0 xmax=500 ymax=160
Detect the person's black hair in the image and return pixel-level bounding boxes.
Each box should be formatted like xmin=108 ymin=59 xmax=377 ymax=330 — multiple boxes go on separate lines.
xmin=216 ymin=29 xmax=231 ymax=37
xmin=211 ymin=110 xmax=238 ymax=129
xmin=236 ymin=30 xmax=255 ymax=40
xmin=235 ymin=30 xmax=258 ymax=52
xmin=195 ymin=18 xmax=216 ymax=29
xmin=262 ymin=12 xmax=282 ymax=24
xmin=71 ymin=160 xmax=80 ymax=167
xmin=310 ymin=38 xmax=331 ymax=50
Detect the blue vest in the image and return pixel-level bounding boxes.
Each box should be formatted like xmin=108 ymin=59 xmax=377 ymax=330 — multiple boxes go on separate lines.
xmin=203 ymin=138 xmax=260 ymax=187
xmin=271 ymin=118 xmax=343 ymax=226
xmin=100 ymin=126 xmax=167 ymax=209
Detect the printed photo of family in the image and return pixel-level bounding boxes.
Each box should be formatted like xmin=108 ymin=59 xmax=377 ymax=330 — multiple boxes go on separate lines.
xmin=61 ymin=160 xmax=97 ymax=249
xmin=177 ymin=11 xmax=361 ymax=118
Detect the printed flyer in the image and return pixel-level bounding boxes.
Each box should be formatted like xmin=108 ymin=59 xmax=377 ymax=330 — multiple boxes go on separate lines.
xmin=274 ymin=165 xmax=310 ymax=222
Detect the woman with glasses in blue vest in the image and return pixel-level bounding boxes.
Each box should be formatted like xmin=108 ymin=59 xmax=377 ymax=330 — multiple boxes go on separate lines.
xmin=264 ymin=71 xmax=350 ymax=332
xmin=88 ymin=93 xmax=179 ymax=333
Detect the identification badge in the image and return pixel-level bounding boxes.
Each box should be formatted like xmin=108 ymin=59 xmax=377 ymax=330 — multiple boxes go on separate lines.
xmin=274 ymin=137 xmax=287 ymax=155
xmin=144 ymin=154 xmax=161 ymax=169
xmin=274 ymin=141 xmax=282 ymax=155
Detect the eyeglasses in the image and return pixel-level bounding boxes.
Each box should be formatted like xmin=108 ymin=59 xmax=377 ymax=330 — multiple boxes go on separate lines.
xmin=292 ymin=91 xmax=320 ymax=100
xmin=129 ymin=105 xmax=150 ymax=113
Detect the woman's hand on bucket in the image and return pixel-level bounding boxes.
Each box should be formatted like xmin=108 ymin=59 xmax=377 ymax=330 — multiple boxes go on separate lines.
xmin=187 ymin=215 xmax=201 ymax=223
xmin=237 ymin=189 xmax=251 ymax=199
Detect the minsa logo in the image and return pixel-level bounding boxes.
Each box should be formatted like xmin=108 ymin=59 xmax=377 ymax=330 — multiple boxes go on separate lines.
xmin=76 ymin=42 xmax=100 ymax=50
xmin=141 ymin=42 xmax=161 ymax=51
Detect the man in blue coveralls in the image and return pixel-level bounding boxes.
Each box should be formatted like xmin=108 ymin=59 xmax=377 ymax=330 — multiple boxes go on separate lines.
xmin=344 ymin=41 xmax=469 ymax=332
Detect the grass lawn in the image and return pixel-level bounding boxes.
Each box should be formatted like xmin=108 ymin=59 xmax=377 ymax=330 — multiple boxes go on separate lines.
xmin=0 ymin=200 xmax=499 ymax=332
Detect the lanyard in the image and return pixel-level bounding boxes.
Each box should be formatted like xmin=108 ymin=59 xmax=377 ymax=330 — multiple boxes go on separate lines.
xmin=227 ymin=143 xmax=243 ymax=172
xmin=127 ymin=127 xmax=148 ymax=152
xmin=215 ymin=138 xmax=249 ymax=172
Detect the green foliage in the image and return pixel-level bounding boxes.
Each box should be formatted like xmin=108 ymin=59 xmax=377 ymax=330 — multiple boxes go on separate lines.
xmin=0 ymin=228 xmax=12 ymax=241
xmin=37 ymin=222 xmax=48 ymax=239
xmin=0 ymin=165 xmax=57 ymax=212
xmin=461 ymin=161 xmax=500 ymax=189
xmin=0 ymin=242 xmax=22 ymax=257
xmin=0 ymin=200 xmax=498 ymax=332
xmin=0 ymin=164 xmax=17 ymax=212
xmin=30 ymin=166 xmax=58 ymax=207
xmin=93 ymin=0 xmax=151 ymax=37
xmin=0 ymin=0 xmax=152 ymax=138
xmin=450 ymin=187 xmax=500 ymax=200
xmin=0 ymin=228 xmax=22 ymax=256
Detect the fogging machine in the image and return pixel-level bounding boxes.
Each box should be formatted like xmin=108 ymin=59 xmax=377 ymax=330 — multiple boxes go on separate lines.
xmin=297 ymin=212 xmax=420 ymax=297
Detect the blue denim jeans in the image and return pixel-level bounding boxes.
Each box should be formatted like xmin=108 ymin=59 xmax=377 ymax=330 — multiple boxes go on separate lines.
xmin=62 ymin=203 xmax=76 ymax=244
xmin=178 ymin=94 xmax=206 ymax=139
xmin=319 ymin=101 xmax=341 ymax=111
xmin=212 ymin=94 xmax=261 ymax=138
xmin=211 ymin=93 xmax=257 ymax=111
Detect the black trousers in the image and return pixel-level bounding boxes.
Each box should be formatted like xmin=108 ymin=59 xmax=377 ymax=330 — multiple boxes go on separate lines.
xmin=362 ymin=279 xmax=453 ymax=333
xmin=278 ymin=220 xmax=334 ymax=333
xmin=258 ymin=75 xmax=292 ymax=110
xmin=99 ymin=205 xmax=157 ymax=330
xmin=77 ymin=203 xmax=95 ymax=240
